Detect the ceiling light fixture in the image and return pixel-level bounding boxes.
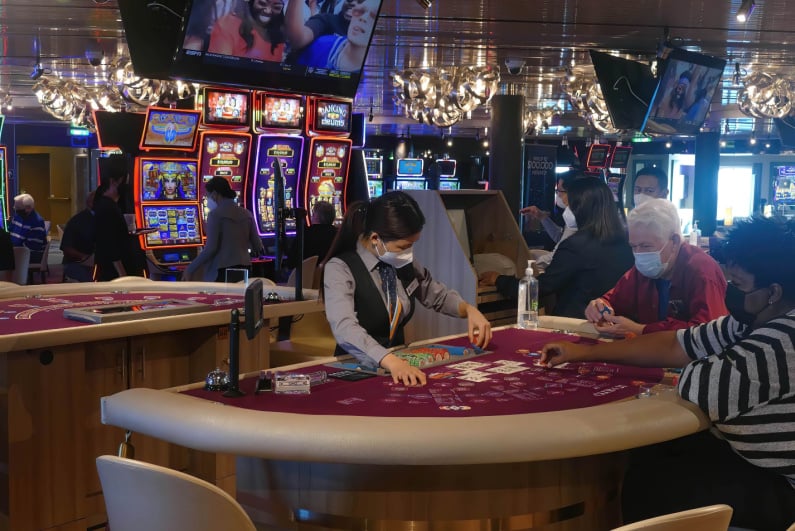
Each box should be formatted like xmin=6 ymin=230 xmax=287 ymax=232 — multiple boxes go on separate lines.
xmin=736 ymin=0 xmax=755 ymax=22
xmin=415 ymin=0 xmax=432 ymax=8
xmin=750 ymin=131 xmax=757 ymax=145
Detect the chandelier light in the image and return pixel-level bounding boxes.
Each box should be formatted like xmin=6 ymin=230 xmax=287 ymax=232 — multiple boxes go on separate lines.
xmin=737 ymin=72 xmax=795 ymax=119
xmin=559 ymin=69 xmax=618 ymax=134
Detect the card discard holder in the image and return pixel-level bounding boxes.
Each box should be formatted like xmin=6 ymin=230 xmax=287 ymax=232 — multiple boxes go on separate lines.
xmin=328 ymin=369 xmax=377 ymax=381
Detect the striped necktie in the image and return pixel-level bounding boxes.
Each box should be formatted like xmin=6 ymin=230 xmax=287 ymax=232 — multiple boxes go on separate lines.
xmin=377 ymin=261 xmax=402 ymax=343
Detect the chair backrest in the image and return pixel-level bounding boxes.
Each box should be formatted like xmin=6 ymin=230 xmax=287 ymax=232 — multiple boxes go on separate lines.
xmin=611 ymin=504 xmax=733 ymax=531
xmin=286 ymin=255 xmax=319 ymax=288
xmin=96 ymin=455 xmax=257 ymax=531
xmin=11 ymin=247 xmax=30 ymax=285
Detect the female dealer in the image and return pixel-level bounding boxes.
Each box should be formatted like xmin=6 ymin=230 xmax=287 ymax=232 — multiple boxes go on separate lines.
xmin=322 ymin=191 xmax=492 ymax=387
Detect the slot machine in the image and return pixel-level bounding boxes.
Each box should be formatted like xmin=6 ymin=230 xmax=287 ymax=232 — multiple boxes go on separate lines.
xmin=607 ymin=145 xmax=632 ymax=214
xmin=251 ymin=91 xmax=306 ymax=237
xmin=436 ymin=158 xmax=459 ymax=190
xmin=770 ymin=163 xmax=795 ymax=219
xmin=0 ymin=146 xmax=8 ymax=229
xmin=302 ymin=97 xmax=353 ymax=224
xmin=395 ymin=158 xmax=426 ymax=190
xmin=134 ymin=107 xmax=204 ymax=273
xmin=196 ymin=87 xmax=253 ymax=223
xmin=364 ymin=151 xmax=384 ymax=198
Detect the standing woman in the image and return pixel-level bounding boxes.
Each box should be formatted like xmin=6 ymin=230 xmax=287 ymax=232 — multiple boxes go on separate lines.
xmin=322 ymin=191 xmax=492 ymax=387
xmin=184 ymin=177 xmax=264 ymax=282
xmin=93 ymin=165 xmax=141 ymax=281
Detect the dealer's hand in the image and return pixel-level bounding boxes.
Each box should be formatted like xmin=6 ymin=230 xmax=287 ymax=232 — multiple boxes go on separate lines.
xmin=593 ymin=314 xmax=644 ymax=337
xmin=380 ymin=353 xmax=426 ymax=387
xmin=539 ymin=341 xmax=589 ymax=368
xmin=463 ymin=303 xmax=492 ymax=348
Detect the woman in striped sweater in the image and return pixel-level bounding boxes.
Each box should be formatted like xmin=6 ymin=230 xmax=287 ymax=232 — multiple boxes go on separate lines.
xmin=539 ymin=216 xmax=795 ymax=530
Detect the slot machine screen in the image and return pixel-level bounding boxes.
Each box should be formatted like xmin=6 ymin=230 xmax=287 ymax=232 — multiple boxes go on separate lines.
xmin=610 ymin=146 xmax=632 ymax=169
xmin=202 ymin=87 xmax=251 ymax=127
xmin=397 ymin=158 xmax=424 ymax=176
xmin=437 ymin=159 xmax=456 ymax=177
xmin=138 ymin=158 xmax=199 ymax=201
xmin=259 ymin=93 xmax=304 ymax=130
xmin=312 ymin=98 xmax=351 ymax=134
xmin=140 ymin=108 xmax=201 ymax=151
xmin=586 ymin=144 xmax=611 ymax=168
xmin=141 ymin=204 xmax=202 ymax=248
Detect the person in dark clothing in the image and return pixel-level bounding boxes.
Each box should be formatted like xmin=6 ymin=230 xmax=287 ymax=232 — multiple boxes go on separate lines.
xmin=287 ymin=200 xmax=337 ymax=269
xmin=60 ymin=191 xmax=96 ymax=282
xmin=480 ymin=177 xmax=634 ymax=318
xmin=0 ymin=227 xmax=15 ymax=282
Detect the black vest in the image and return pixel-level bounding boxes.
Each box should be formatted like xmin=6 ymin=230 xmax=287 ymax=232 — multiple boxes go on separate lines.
xmin=333 ymin=251 xmax=417 ymax=357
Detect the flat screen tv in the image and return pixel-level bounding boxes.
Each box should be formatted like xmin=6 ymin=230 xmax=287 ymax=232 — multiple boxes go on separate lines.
xmin=258 ymin=92 xmax=304 ymax=130
xmin=172 ymin=0 xmax=384 ymax=99
xmin=139 ymin=107 xmax=201 ymax=151
xmin=641 ymin=48 xmax=726 ymax=136
xmin=137 ymin=157 xmax=199 ymax=202
xmin=311 ymin=97 xmax=352 ymax=134
xmin=141 ymin=204 xmax=202 ymax=248
xmin=93 ymin=110 xmax=147 ymax=153
xmin=201 ymin=87 xmax=252 ymax=128
xmin=397 ymin=158 xmax=423 ymax=177
xmin=589 ymin=50 xmax=657 ymax=131
xmin=437 ymin=159 xmax=456 ymax=177
xmin=586 ymin=144 xmax=611 ymax=168
xmin=118 ymin=0 xmax=185 ymax=79
xmin=610 ymin=146 xmax=632 ymax=169
xmin=775 ymin=116 xmax=795 ymax=148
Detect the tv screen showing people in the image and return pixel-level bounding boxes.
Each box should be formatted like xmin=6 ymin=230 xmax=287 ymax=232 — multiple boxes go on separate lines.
xmin=175 ymin=0 xmax=384 ymax=99
xmin=202 ymin=87 xmax=251 ymax=127
xmin=641 ymin=48 xmax=726 ymax=136
xmin=139 ymin=158 xmax=199 ymax=202
xmin=139 ymin=108 xmax=201 ymax=151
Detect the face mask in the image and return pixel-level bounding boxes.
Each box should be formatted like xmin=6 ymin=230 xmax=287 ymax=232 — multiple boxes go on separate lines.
xmin=376 ymin=238 xmax=413 ymax=269
xmin=562 ymin=207 xmax=577 ymax=229
xmin=634 ymin=193 xmax=652 ymax=207
xmin=14 ymin=209 xmax=27 ymax=217
xmin=554 ymin=194 xmax=567 ymax=209
xmin=633 ymin=240 xmax=670 ymax=279
xmin=207 ymin=197 xmax=218 ymax=211
xmin=724 ymin=283 xmax=762 ymax=326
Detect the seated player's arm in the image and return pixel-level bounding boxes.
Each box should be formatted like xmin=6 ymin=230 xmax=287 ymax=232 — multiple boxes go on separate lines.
xmin=541 ymin=329 xmax=690 ymax=368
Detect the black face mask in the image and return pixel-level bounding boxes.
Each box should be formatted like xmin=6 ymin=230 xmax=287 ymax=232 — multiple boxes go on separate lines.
xmin=724 ymin=283 xmax=760 ymax=327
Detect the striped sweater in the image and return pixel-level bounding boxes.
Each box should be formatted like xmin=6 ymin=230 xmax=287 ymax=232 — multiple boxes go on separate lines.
xmin=677 ymin=311 xmax=795 ymax=487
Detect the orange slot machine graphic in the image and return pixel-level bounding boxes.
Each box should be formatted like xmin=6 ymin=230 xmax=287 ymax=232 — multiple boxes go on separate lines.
xmin=302 ymin=97 xmax=353 ymax=224
xmin=251 ymin=91 xmax=305 ymax=238
xmin=134 ymin=107 xmax=203 ymax=275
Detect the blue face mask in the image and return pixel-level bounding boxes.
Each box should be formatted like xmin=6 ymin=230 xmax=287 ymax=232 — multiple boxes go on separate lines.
xmin=633 ymin=240 xmax=671 ymax=279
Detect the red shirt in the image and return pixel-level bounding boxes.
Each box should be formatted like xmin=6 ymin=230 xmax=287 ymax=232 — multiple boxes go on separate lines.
xmin=208 ymin=15 xmax=285 ymax=62
xmin=602 ymin=243 xmax=728 ymax=334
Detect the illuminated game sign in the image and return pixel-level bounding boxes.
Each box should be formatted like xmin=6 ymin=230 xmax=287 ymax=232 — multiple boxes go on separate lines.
xmin=303 ymin=138 xmax=352 ymax=224
xmin=139 ymin=108 xmax=201 ymax=151
xmin=586 ymin=144 xmax=611 ymax=168
xmin=396 ymin=158 xmax=424 ymax=177
xmin=138 ymin=158 xmax=198 ymax=201
xmin=312 ymin=98 xmax=351 ymax=134
xmin=202 ymin=87 xmax=251 ymax=127
xmin=252 ymin=135 xmax=304 ymax=236
xmin=259 ymin=93 xmax=303 ymax=130
xmin=197 ymin=132 xmax=251 ymax=220
xmin=141 ymin=204 xmax=202 ymax=247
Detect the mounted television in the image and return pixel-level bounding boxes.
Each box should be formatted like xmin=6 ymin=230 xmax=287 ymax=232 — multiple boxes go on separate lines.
xmin=201 ymin=87 xmax=251 ymax=128
xmin=610 ymin=146 xmax=632 ymax=169
xmin=437 ymin=159 xmax=456 ymax=177
xmin=311 ymin=98 xmax=352 ymax=134
xmin=775 ymin=116 xmax=795 ymax=148
xmin=586 ymin=144 xmax=611 ymax=168
xmin=93 ymin=110 xmax=147 ymax=153
xmin=140 ymin=108 xmax=201 ymax=151
xmin=137 ymin=157 xmax=199 ymax=202
xmin=172 ymin=0 xmax=384 ymax=99
xmin=641 ymin=48 xmax=726 ymax=136
xmin=397 ymin=158 xmax=424 ymax=177
xmin=589 ymin=50 xmax=657 ymax=131
xmin=141 ymin=204 xmax=202 ymax=248
xmin=258 ymin=92 xmax=304 ymax=130
xmin=118 ymin=0 xmax=185 ymax=79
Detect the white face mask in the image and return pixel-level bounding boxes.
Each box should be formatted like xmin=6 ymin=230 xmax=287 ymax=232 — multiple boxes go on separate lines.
xmin=207 ymin=197 xmax=218 ymax=211
xmin=376 ymin=238 xmax=414 ymax=269
xmin=633 ymin=240 xmax=671 ymax=279
xmin=634 ymin=193 xmax=653 ymax=207
xmin=554 ymin=194 xmax=567 ymax=209
xmin=562 ymin=206 xmax=577 ymax=228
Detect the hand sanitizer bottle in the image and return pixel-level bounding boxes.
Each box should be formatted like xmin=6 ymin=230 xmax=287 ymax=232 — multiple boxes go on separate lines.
xmin=689 ymin=220 xmax=700 ymax=246
xmin=517 ymin=260 xmax=539 ymax=329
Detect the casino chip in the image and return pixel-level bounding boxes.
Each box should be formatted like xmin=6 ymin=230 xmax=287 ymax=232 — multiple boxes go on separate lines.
xmin=439 ymin=405 xmax=471 ymax=411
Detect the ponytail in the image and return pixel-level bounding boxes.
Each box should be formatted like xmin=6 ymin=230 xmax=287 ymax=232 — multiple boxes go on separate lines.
xmin=319 ymin=200 xmax=369 ymax=299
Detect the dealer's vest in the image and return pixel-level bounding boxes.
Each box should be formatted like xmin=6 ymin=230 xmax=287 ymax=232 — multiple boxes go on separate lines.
xmin=333 ymin=251 xmax=417 ymax=358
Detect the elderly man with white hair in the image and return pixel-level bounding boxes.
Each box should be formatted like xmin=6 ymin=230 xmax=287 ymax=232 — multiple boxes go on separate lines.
xmin=10 ymin=193 xmax=46 ymax=264
xmin=585 ymin=198 xmax=727 ymax=336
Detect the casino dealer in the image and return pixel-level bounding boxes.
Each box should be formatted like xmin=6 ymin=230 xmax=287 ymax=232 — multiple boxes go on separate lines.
xmin=322 ymin=191 xmax=492 ymax=387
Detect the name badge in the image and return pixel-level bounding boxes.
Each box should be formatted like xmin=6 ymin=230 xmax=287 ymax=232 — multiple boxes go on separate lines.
xmin=405 ymin=278 xmax=419 ymax=296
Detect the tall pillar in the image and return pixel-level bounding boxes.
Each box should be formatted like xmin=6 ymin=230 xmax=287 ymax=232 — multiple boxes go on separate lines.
xmin=694 ymin=132 xmax=720 ymax=237
xmin=489 ymin=94 xmax=525 ymax=219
